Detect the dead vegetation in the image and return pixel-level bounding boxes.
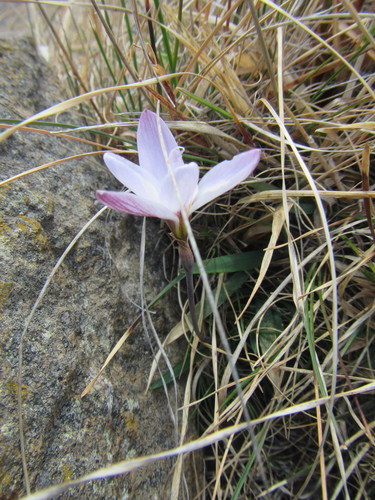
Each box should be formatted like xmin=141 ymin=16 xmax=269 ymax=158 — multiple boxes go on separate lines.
xmin=1 ymin=1 xmax=374 ymax=498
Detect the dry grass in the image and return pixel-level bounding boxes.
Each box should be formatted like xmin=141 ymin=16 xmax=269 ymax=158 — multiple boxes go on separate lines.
xmin=2 ymin=0 xmax=374 ymax=498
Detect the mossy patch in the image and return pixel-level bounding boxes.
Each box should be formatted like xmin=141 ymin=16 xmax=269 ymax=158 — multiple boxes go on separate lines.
xmin=61 ymin=464 xmax=74 ymax=482
xmin=16 ymin=214 xmax=49 ymax=250
xmin=0 ymin=280 xmax=13 ymax=310
xmin=6 ymin=380 xmax=28 ymax=399
xmin=0 ymin=217 xmax=11 ymax=238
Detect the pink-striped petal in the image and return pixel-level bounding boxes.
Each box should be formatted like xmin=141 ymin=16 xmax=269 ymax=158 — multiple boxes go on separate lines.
xmin=159 ymin=163 xmax=199 ymax=213
xmin=96 ymin=190 xmax=179 ymax=223
xmin=191 ymin=149 xmax=261 ymax=212
xmin=137 ymin=110 xmax=180 ymax=177
xmin=103 ymin=152 xmax=159 ymax=200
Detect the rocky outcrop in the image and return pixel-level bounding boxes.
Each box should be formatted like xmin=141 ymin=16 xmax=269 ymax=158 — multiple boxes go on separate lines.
xmin=0 ymin=38 xmax=192 ymax=499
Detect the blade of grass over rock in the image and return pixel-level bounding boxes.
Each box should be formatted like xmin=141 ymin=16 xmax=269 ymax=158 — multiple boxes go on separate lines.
xmin=22 ymin=383 xmax=375 ymax=500
xmin=0 ymin=118 xmax=136 ymax=145
xmin=0 ymin=74 xmax=186 ymax=142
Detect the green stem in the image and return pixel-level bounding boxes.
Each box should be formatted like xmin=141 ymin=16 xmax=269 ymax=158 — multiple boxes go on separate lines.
xmin=178 ymin=240 xmax=209 ymax=343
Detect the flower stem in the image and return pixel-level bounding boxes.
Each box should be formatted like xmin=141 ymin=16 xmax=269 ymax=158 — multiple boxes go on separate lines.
xmin=178 ymin=239 xmax=209 ymax=343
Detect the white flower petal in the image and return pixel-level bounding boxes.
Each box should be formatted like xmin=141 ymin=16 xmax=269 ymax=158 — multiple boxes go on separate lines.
xmin=159 ymin=163 xmax=199 ymax=213
xmin=96 ymin=190 xmax=179 ymax=223
xmin=103 ymin=152 xmax=159 ymax=201
xmin=168 ymin=146 xmax=184 ymax=169
xmin=191 ymin=149 xmax=260 ymax=211
xmin=137 ymin=110 xmax=179 ymax=177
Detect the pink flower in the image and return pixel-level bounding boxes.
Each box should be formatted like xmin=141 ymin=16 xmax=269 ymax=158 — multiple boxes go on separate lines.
xmin=96 ymin=110 xmax=260 ymax=238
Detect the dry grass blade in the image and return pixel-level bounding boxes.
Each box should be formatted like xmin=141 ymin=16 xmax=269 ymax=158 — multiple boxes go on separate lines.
xmin=16 ymin=207 xmax=107 ymax=494
xmin=237 ymin=205 xmax=287 ymax=320
xmin=80 ymin=316 xmax=140 ymax=398
xmin=21 ymin=381 xmax=375 ymax=500
xmin=0 ymin=74 xmax=184 ymax=142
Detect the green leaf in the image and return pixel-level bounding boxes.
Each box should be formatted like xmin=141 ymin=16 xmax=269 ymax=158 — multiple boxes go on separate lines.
xmin=150 ymin=358 xmax=188 ymax=390
xmin=201 ymin=272 xmax=249 ymax=319
xmin=178 ymin=89 xmax=232 ymax=119
xmin=149 ymin=251 xmax=263 ymax=309
xmin=258 ymin=308 xmax=283 ymax=355
xmin=193 ymin=251 xmax=262 ymax=275
xmin=151 ymin=272 xmax=253 ymax=389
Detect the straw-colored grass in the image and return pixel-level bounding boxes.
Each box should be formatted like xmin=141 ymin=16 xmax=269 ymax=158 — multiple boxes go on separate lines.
xmin=2 ymin=1 xmax=374 ymax=498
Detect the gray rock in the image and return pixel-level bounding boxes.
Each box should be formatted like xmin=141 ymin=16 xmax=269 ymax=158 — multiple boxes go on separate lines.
xmin=0 ymin=38 xmax=196 ymax=499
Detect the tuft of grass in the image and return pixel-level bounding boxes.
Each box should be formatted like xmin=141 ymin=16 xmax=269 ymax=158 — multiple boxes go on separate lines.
xmin=2 ymin=1 xmax=374 ymax=499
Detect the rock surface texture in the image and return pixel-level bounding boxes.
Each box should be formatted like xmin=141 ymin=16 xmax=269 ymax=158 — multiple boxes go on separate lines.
xmin=0 ymin=38 xmax=192 ymax=499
